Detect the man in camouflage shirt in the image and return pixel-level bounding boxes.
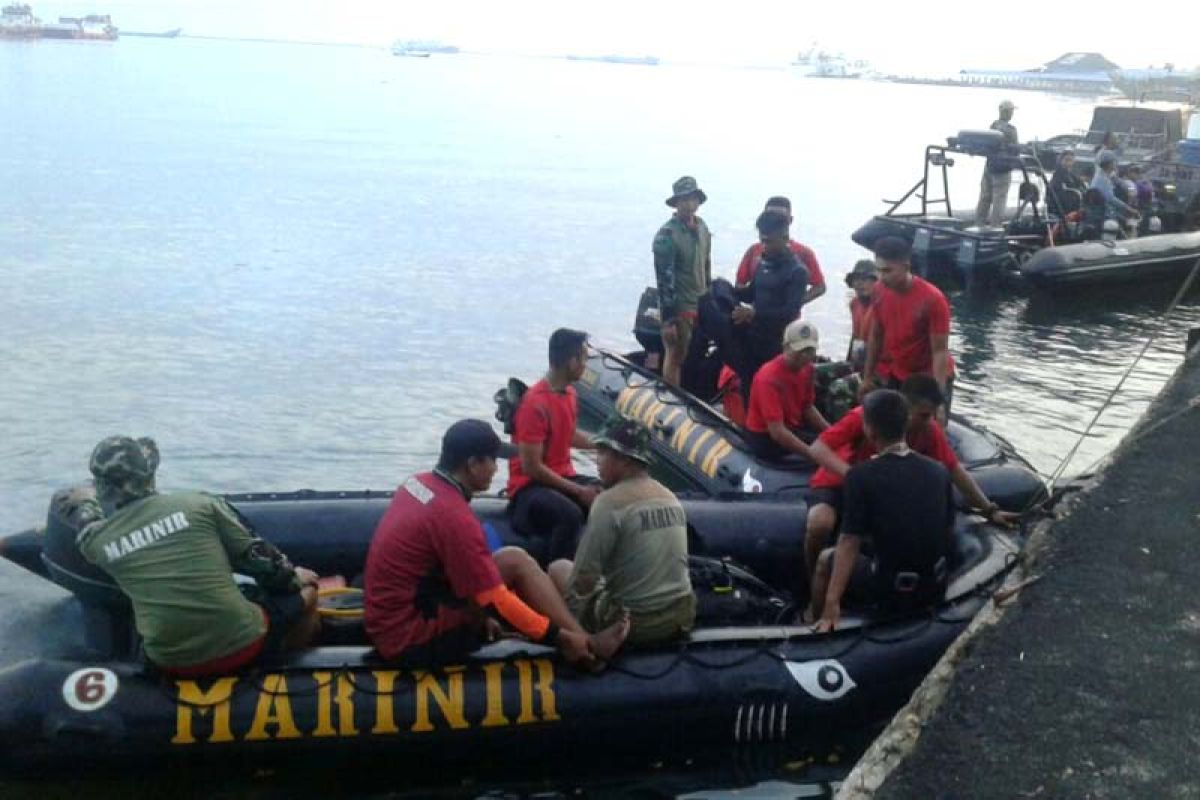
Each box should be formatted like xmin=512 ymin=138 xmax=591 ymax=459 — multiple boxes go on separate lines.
xmin=76 ymin=436 xmax=320 ymax=675
xmin=549 ymin=414 xmax=696 ymax=646
xmin=653 ymin=176 xmax=712 ymax=387
xmin=975 ymin=99 xmax=1020 ymax=226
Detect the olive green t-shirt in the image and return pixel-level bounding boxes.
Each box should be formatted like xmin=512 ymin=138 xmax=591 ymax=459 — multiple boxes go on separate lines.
xmin=566 ymin=475 xmax=693 ymax=618
xmin=78 ymin=492 xmax=299 ymax=667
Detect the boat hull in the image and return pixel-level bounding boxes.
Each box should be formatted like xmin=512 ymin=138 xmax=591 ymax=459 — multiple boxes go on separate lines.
xmin=1020 ymin=233 xmax=1200 ymax=288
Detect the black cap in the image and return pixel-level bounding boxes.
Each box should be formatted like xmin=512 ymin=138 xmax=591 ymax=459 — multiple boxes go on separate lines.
xmin=440 ymin=419 xmax=517 ymax=468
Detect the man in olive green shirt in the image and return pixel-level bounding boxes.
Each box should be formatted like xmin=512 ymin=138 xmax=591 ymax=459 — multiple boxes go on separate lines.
xmin=76 ymin=436 xmax=320 ymax=673
xmin=550 ymin=415 xmax=695 ymax=646
xmin=654 ymin=175 xmax=712 ymax=387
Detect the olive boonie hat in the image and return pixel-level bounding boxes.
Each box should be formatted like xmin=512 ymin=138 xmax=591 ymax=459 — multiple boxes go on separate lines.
xmin=999 ymin=99 xmax=1016 ymax=111
xmin=844 ymin=259 xmax=880 ymax=287
xmin=666 ymin=176 xmax=708 ymax=207
xmin=592 ymin=413 xmax=653 ymax=465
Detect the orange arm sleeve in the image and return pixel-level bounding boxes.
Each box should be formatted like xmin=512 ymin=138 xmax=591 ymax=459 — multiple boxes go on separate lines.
xmin=475 ymin=585 xmax=551 ymax=642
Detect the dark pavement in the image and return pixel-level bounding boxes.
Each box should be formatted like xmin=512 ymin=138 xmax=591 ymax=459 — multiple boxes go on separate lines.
xmin=875 ymin=346 xmax=1200 ymax=799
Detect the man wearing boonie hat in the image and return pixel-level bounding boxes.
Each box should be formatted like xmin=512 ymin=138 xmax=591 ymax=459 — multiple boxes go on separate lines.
xmin=366 ymin=419 xmax=629 ymax=668
xmin=975 ymin=99 xmax=1020 ymax=226
xmin=549 ymin=414 xmax=695 ymax=646
xmin=742 ymin=319 xmax=830 ymax=462
xmin=653 ymin=175 xmax=712 ymax=387
xmin=845 ymin=259 xmax=880 ymax=370
xmin=76 ymin=435 xmax=321 ymax=676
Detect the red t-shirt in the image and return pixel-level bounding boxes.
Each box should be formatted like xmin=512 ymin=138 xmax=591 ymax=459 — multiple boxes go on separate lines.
xmin=850 ymin=295 xmax=876 ymax=342
xmin=364 ymin=472 xmax=502 ymax=660
xmin=872 ymin=276 xmax=955 ymax=381
xmin=745 ymin=356 xmax=815 ymax=433
xmin=810 ymin=407 xmax=960 ymax=489
xmin=506 ymin=379 xmax=578 ymax=497
xmin=735 ymin=240 xmax=825 ymax=290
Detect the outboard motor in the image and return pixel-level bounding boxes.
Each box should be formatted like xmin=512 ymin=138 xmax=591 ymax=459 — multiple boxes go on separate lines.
xmin=41 ymin=487 xmax=136 ymax=659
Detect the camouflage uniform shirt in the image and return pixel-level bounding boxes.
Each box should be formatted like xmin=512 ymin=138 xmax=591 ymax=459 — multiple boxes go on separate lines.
xmin=78 ymin=492 xmax=301 ymax=667
xmin=652 ymin=215 xmax=712 ymax=321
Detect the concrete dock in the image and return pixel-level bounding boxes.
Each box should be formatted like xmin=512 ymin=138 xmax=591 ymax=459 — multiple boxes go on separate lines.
xmin=846 ymin=344 xmax=1200 ymax=798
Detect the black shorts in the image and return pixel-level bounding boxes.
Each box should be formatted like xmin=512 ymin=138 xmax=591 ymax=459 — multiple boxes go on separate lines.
xmin=390 ymin=623 xmax=485 ymax=668
xmin=807 ymin=486 xmax=844 ymax=515
xmin=239 ymin=584 xmax=307 ymax=655
xmin=838 ymin=556 xmax=944 ymax=613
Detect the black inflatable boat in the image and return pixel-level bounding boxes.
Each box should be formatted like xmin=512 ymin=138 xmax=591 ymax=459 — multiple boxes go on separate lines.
xmin=0 ymin=491 xmax=1019 ymax=769
xmin=1019 ymin=232 xmax=1200 ymax=289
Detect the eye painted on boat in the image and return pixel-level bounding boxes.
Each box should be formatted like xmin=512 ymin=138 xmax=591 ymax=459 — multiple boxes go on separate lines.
xmin=785 ymin=660 xmax=856 ymax=701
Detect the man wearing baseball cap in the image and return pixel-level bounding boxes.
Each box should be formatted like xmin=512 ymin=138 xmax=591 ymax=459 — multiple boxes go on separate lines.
xmin=734 ymin=195 xmax=827 ymax=309
xmin=76 ymin=435 xmax=321 ymax=676
xmin=366 ymin=419 xmax=629 ymax=668
xmin=975 ymin=99 xmax=1020 ymax=226
xmin=653 ymin=176 xmax=712 ymax=387
xmin=549 ymin=414 xmax=696 ymax=646
xmin=742 ymin=319 xmax=830 ymax=461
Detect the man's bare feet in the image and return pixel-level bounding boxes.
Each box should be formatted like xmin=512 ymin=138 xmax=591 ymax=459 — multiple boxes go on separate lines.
xmin=588 ymin=612 xmax=631 ymax=662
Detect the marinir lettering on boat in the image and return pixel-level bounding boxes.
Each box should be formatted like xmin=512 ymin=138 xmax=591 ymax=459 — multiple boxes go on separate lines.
xmin=170 ymin=658 xmax=560 ymax=745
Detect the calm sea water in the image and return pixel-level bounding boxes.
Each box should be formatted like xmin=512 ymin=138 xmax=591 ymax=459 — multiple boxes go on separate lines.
xmin=3 ymin=37 xmax=1199 ymax=795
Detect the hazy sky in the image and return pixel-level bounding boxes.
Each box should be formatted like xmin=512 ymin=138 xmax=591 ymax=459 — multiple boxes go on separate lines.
xmin=39 ymin=0 xmax=1199 ymax=73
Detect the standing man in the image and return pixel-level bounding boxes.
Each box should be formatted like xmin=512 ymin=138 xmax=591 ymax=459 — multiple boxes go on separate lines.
xmin=77 ymin=436 xmax=321 ymax=676
xmin=861 ymin=236 xmax=956 ymax=419
xmin=507 ymin=328 xmax=598 ymax=563
xmin=366 ymin=419 xmax=628 ymax=667
xmin=743 ymin=319 xmax=830 ymax=461
xmin=654 ymin=176 xmax=712 ymax=387
xmin=845 ymin=258 xmax=880 ymax=372
xmin=550 ymin=414 xmax=696 ymax=647
xmin=734 ymin=196 xmax=827 ymax=309
xmin=975 ymin=99 xmax=1019 ymax=226
xmin=704 ymin=210 xmax=809 ymax=397
xmin=811 ymin=390 xmax=956 ymax=631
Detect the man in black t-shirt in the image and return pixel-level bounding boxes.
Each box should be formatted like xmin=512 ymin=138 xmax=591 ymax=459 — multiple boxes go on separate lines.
xmin=810 ymin=390 xmax=955 ymax=631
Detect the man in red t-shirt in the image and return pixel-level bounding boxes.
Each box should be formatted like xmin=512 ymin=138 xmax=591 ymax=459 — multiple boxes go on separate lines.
xmin=802 ymin=375 xmax=1019 ymax=584
xmin=507 ymin=328 xmax=599 ymax=563
xmin=845 ymin=259 xmax=880 ymax=373
xmin=743 ymin=319 xmax=830 ymax=461
xmin=861 ymin=236 xmax=956 ymax=420
xmin=365 ymin=418 xmax=629 ymax=667
xmin=734 ymin=196 xmax=826 ymax=310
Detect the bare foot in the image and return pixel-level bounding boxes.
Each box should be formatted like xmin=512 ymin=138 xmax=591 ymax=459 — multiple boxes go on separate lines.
xmin=588 ymin=612 xmax=631 ymax=662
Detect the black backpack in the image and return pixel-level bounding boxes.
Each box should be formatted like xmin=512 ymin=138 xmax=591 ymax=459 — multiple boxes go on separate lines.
xmin=493 ymin=378 xmax=529 ymax=435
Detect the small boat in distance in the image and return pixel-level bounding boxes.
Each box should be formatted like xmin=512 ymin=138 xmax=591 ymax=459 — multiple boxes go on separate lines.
xmin=566 ymin=54 xmax=659 ymax=66
xmin=122 ymin=27 xmax=181 ymax=38
xmin=391 ymin=39 xmax=457 ymax=56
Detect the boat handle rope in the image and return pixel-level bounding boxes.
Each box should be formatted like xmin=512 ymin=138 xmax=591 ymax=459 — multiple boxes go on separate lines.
xmin=159 ymin=548 xmax=1021 ymax=706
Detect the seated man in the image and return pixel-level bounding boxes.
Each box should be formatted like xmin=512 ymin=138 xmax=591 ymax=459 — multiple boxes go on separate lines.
xmin=550 ymin=414 xmax=696 ymax=647
xmin=1090 ymin=151 xmax=1140 ymax=225
xmin=1048 ymin=152 xmax=1087 ymax=217
xmin=365 ymin=419 xmax=628 ymax=667
xmin=743 ymin=319 xmax=829 ymax=461
xmin=812 ymin=390 xmax=955 ymax=631
xmin=507 ymin=328 xmax=600 ymax=563
xmin=77 ymin=436 xmax=321 ymax=676
xmin=804 ymin=375 xmax=1018 ymax=582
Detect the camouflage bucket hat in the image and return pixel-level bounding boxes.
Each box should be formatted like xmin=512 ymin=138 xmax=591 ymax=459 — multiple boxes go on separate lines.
xmin=89 ymin=435 xmax=159 ymax=496
xmin=666 ymin=175 xmax=708 ymax=207
xmin=592 ymin=413 xmax=654 ymax=465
